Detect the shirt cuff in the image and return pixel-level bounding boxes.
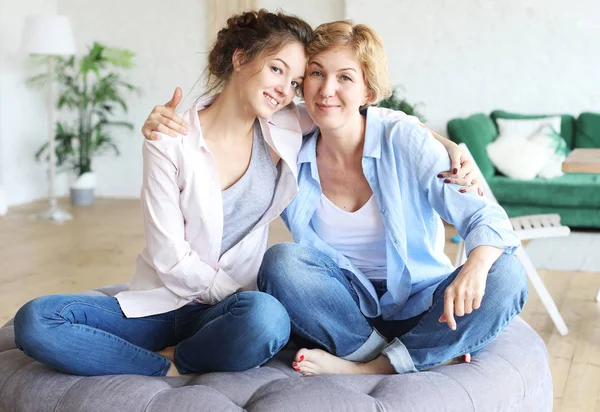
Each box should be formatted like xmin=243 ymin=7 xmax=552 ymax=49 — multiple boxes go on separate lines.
xmin=207 ymin=268 xmax=243 ymax=304
xmin=464 ymin=225 xmax=520 ymax=258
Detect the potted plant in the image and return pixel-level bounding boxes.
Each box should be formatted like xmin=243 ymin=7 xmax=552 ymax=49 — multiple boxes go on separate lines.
xmin=378 ymin=86 xmax=426 ymax=122
xmin=29 ymin=42 xmax=139 ymax=205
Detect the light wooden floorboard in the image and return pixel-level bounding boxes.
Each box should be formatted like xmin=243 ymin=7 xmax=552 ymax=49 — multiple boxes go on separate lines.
xmin=1 ymin=198 xmax=599 ymax=411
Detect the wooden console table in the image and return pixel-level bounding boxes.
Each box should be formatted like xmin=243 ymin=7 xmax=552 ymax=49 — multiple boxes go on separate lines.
xmin=561 ymin=148 xmax=600 ymax=173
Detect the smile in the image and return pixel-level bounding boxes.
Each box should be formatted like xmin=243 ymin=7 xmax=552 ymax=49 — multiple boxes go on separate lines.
xmin=316 ymin=103 xmax=340 ymax=112
xmin=264 ymin=93 xmax=279 ymax=108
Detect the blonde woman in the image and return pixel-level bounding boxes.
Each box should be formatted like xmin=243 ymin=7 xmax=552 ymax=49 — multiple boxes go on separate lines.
xmin=257 ymin=21 xmax=526 ymax=376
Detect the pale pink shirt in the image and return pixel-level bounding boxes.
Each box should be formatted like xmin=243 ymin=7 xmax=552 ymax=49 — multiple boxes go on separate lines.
xmin=115 ymin=96 xmax=306 ymax=318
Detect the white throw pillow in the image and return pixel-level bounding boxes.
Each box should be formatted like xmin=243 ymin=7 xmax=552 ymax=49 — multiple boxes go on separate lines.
xmin=486 ymin=136 xmax=553 ymax=180
xmin=487 ymin=116 xmax=565 ymax=180
xmin=529 ymin=124 xmax=569 ymax=179
xmin=495 ymin=116 xmax=562 ymax=139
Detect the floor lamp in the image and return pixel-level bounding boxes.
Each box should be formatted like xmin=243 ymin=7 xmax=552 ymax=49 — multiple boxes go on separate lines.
xmin=21 ymin=15 xmax=76 ymax=223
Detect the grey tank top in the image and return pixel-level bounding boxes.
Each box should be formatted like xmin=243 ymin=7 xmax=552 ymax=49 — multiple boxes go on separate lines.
xmin=221 ymin=121 xmax=279 ymax=255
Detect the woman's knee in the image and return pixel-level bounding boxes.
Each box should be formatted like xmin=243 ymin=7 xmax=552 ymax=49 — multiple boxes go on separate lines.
xmin=233 ymin=292 xmax=290 ymax=348
xmin=14 ymin=295 xmax=61 ymax=354
xmin=486 ymin=254 xmax=528 ymax=305
xmin=258 ymin=243 xmax=311 ymax=292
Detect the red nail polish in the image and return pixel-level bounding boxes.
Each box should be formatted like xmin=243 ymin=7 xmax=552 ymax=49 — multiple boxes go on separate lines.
xmin=437 ymin=173 xmax=443 ymax=178
xmin=299 ymin=355 xmax=304 ymax=362
xmin=459 ymin=189 xmax=466 ymax=193
xmin=453 ymin=168 xmax=458 ymax=174
xmin=444 ymin=179 xmax=451 ymax=184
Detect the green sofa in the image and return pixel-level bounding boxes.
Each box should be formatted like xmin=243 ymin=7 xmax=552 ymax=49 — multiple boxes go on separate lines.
xmin=447 ymin=110 xmax=600 ymax=228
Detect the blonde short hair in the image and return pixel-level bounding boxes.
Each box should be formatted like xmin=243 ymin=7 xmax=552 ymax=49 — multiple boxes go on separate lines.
xmin=307 ymin=21 xmax=392 ymax=108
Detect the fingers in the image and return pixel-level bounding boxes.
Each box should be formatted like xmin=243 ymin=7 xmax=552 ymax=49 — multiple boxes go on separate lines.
xmin=156 ymin=123 xmax=180 ymax=138
xmin=160 ymin=115 xmax=189 ymax=136
xmin=155 ymin=106 xmax=189 ymax=132
xmin=454 ymin=294 xmax=465 ymax=317
xmin=165 ymin=87 xmax=183 ymax=110
xmin=439 ymin=174 xmax=484 ymax=196
xmin=451 ymin=152 xmax=462 ymax=176
xmin=464 ymin=297 xmax=474 ymax=315
xmin=443 ymin=291 xmax=457 ymax=330
xmin=473 ymin=295 xmax=483 ymax=310
xmin=459 ymin=158 xmax=476 ymax=176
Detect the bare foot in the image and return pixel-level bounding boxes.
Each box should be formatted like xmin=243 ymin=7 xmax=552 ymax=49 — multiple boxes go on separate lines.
xmin=157 ymin=346 xmax=181 ymax=377
xmin=157 ymin=346 xmax=176 ymax=362
xmin=291 ymin=348 xmax=363 ymax=376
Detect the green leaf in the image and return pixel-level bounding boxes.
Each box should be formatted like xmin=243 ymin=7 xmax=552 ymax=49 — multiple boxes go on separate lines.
xmin=104 ymin=47 xmax=136 ymax=69
xmin=378 ymin=87 xmax=426 ymax=122
xmin=26 ymin=73 xmax=48 ymax=89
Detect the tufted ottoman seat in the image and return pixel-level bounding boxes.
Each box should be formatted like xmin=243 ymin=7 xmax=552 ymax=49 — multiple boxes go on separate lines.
xmin=0 ymin=284 xmax=552 ymax=412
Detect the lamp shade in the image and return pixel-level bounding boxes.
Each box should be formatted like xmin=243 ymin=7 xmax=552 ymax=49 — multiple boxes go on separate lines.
xmin=21 ymin=15 xmax=76 ymax=55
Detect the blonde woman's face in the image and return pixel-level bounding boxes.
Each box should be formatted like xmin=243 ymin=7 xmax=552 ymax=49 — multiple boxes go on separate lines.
xmin=236 ymin=41 xmax=307 ymax=119
xmin=302 ymin=46 xmax=370 ymax=132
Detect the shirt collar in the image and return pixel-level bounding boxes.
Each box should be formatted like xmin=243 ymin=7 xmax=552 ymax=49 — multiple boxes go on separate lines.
xmin=297 ymin=127 xmax=319 ymax=165
xmin=297 ymin=107 xmax=383 ymax=166
xmin=363 ymin=107 xmax=382 ymax=159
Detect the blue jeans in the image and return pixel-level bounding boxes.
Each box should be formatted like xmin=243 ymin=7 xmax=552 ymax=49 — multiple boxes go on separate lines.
xmin=13 ymin=291 xmax=290 ymax=376
xmin=257 ymin=243 xmax=528 ymax=373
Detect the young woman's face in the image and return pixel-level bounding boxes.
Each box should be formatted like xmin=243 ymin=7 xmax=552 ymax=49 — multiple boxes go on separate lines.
xmin=236 ymin=41 xmax=307 ymax=119
xmin=302 ymin=46 xmax=371 ymax=132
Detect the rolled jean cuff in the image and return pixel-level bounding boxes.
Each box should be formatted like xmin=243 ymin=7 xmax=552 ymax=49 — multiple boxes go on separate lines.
xmin=341 ymin=329 xmax=388 ymax=363
xmin=381 ymin=338 xmax=418 ymax=374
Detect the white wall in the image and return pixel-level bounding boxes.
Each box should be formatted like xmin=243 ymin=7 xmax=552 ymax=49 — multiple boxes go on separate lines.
xmin=345 ymin=0 xmax=600 ymax=132
xmin=0 ymin=0 xmax=59 ymax=207
xmin=2 ymin=0 xmax=598 ymax=206
xmin=260 ymin=0 xmax=344 ymax=27
xmin=56 ymin=0 xmax=209 ymax=200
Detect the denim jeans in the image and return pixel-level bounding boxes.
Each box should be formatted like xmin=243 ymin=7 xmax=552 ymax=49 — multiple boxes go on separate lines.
xmin=257 ymin=242 xmax=528 ymax=374
xmin=13 ymin=291 xmax=290 ymax=376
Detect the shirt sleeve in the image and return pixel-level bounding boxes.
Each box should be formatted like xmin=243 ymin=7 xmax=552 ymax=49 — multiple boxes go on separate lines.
xmin=141 ymin=138 xmax=242 ymax=304
xmin=408 ymin=127 xmax=521 ymax=257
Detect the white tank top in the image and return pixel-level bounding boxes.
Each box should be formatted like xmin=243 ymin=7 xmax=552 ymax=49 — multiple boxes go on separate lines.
xmin=311 ymin=194 xmax=387 ymax=280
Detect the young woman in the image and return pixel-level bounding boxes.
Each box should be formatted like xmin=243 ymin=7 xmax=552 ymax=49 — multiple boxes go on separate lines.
xmin=13 ymin=9 xmax=313 ymax=377
xmin=257 ymin=21 xmax=527 ymax=376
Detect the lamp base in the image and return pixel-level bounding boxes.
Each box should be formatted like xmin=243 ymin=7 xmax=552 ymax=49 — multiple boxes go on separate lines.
xmin=31 ymin=205 xmax=72 ymax=223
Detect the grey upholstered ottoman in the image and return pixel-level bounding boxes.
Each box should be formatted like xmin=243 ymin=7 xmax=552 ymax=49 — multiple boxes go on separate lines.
xmin=0 ymin=284 xmax=552 ymax=412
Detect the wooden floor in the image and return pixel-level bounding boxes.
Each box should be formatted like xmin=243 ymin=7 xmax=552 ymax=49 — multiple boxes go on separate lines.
xmin=1 ymin=198 xmax=599 ymax=411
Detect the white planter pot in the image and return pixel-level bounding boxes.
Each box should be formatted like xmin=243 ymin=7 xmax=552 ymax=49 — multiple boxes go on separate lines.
xmin=70 ymin=172 xmax=96 ymax=206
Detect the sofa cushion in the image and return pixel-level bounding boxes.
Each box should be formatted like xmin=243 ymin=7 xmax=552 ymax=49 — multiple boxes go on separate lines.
xmin=489 ymin=173 xmax=600 ymax=208
xmin=447 ymin=113 xmax=497 ymax=179
xmin=491 ymin=110 xmax=576 ymax=149
xmin=575 ymin=112 xmax=600 ymax=148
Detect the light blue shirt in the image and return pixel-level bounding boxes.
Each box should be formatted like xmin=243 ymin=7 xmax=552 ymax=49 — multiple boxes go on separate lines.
xmin=281 ymin=107 xmax=521 ymax=320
